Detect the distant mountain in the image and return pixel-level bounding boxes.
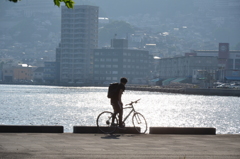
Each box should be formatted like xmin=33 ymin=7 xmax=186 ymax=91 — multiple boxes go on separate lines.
xmin=74 ymin=0 xmax=196 ymax=18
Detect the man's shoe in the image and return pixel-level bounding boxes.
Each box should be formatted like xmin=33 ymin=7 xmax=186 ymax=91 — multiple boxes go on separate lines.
xmin=118 ymin=125 xmax=126 ymax=130
xmin=110 ymin=123 xmax=117 ymax=127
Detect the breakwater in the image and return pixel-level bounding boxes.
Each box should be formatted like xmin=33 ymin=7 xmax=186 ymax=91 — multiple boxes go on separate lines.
xmin=0 ymin=125 xmax=216 ymax=134
xmin=127 ymin=86 xmax=240 ymax=97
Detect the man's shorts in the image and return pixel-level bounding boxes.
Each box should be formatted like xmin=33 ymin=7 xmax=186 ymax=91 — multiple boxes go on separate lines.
xmin=111 ymin=101 xmax=122 ymax=113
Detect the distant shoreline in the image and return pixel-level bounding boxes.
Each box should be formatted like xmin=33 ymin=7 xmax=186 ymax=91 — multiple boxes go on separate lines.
xmin=127 ymin=86 xmax=240 ymax=97
xmin=1 ymin=83 xmax=240 ymax=97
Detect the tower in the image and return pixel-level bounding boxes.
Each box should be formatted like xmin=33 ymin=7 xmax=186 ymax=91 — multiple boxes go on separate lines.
xmin=56 ymin=5 xmax=98 ymax=84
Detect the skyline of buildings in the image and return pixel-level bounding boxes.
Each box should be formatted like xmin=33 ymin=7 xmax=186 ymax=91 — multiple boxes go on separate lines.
xmin=1 ymin=3 xmax=240 ymax=86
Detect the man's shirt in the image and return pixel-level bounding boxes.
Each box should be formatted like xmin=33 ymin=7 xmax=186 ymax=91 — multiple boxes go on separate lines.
xmin=111 ymin=83 xmax=125 ymax=103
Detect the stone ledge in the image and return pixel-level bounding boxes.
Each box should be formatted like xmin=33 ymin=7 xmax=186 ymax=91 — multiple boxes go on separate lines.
xmin=0 ymin=125 xmax=64 ymax=133
xmin=150 ymin=127 xmax=216 ymax=135
xmin=73 ymin=126 xmax=140 ymax=134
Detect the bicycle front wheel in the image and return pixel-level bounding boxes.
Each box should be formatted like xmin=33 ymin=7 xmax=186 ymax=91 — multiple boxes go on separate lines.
xmin=132 ymin=112 xmax=148 ymax=134
xmin=96 ymin=111 xmax=118 ymax=134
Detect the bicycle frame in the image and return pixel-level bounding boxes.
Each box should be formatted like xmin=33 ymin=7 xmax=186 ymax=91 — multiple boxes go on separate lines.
xmin=97 ymin=99 xmax=147 ymax=134
xmin=122 ymin=104 xmax=136 ymax=124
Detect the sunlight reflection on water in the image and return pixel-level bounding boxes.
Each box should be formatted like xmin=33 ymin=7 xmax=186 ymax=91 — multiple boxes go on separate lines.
xmin=0 ymin=85 xmax=239 ymax=134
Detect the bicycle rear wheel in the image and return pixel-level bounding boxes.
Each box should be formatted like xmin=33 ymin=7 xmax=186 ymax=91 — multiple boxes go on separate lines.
xmin=96 ymin=111 xmax=118 ymax=134
xmin=132 ymin=112 xmax=147 ymax=134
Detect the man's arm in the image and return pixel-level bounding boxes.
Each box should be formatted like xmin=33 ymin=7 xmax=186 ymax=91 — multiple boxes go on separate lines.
xmin=118 ymin=89 xmax=123 ymax=105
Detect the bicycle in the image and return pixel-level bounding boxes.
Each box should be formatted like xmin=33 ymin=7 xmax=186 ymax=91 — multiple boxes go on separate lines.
xmin=96 ymin=99 xmax=147 ymax=134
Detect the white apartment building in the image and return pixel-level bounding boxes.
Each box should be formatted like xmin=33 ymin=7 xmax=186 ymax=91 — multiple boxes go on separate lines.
xmin=56 ymin=5 xmax=98 ymax=84
xmin=158 ymin=43 xmax=240 ymax=84
xmin=158 ymin=56 xmax=218 ymax=79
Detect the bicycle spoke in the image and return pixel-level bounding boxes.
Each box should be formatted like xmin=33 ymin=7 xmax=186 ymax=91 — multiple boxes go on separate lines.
xmin=132 ymin=112 xmax=147 ymax=134
xmin=97 ymin=99 xmax=146 ymax=134
xmin=96 ymin=111 xmax=118 ymax=134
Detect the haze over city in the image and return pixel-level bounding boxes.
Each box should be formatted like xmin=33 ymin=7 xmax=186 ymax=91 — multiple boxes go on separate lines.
xmin=0 ymin=0 xmax=240 ymax=86
xmin=1 ymin=3 xmax=240 ymax=157
xmin=1 ymin=0 xmax=240 ymax=61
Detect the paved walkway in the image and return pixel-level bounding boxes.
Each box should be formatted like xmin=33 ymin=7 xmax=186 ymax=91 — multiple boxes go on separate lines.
xmin=0 ymin=133 xmax=240 ymax=158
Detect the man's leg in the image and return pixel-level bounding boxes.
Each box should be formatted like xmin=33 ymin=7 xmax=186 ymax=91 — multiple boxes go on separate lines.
xmin=111 ymin=112 xmax=117 ymax=124
xmin=111 ymin=103 xmax=118 ymax=124
xmin=117 ymin=101 xmax=123 ymax=127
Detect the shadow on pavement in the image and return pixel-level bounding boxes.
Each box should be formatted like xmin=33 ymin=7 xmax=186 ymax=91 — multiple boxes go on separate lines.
xmin=101 ymin=134 xmax=121 ymax=139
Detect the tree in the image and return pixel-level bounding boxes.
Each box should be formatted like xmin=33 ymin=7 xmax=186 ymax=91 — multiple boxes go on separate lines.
xmin=53 ymin=0 xmax=74 ymax=8
xmin=8 ymin=0 xmax=75 ymax=8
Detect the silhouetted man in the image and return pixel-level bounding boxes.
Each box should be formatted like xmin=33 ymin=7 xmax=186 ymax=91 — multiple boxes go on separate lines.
xmin=111 ymin=77 xmax=128 ymax=128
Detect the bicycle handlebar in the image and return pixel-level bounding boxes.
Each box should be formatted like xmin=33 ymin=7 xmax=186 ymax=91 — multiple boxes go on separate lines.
xmin=125 ymin=99 xmax=141 ymax=106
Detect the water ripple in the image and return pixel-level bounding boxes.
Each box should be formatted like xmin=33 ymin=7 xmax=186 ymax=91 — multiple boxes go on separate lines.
xmin=0 ymin=85 xmax=239 ymax=134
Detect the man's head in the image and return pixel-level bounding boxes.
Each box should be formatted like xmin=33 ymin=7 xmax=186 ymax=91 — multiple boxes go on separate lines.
xmin=120 ymin=77 xmax=128 ymax=85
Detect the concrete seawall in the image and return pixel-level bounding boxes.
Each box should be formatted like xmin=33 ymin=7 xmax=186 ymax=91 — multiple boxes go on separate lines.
xmin=0 ymin=125 xmax=216 ymax=135
xmin=150 ymin=127 xmax=216 ymax=135
xmin=127 ymin=86 xmax=240 ymax=97
xmin=0 ymin=125 xmax=64 ymax=133
xmin=73 ymin=126 xmax=140 ymax=134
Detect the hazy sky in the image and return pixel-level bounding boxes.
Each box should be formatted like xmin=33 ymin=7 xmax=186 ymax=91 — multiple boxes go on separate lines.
xmin=1 ymin=0 xmax=240 ymax=46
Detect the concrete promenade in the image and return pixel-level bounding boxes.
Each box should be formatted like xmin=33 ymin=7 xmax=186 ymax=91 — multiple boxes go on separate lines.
xmin=0 ymin=133 xmax=239 ymax=159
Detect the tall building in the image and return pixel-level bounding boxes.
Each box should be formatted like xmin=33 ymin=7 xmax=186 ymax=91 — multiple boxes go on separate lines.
xmin=56 ymin=5 xmax=98 ymax=84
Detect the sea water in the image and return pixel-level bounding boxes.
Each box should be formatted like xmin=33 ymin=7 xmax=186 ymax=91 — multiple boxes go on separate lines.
xmin=0 ymin=84 xmax=239 ymax=134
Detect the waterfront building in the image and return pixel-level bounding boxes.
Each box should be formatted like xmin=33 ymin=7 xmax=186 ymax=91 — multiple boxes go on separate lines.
xmin=158 ymin=55 xmax=218 ymax=85
xmin=194 ymin=43 xmax=240 ymax=81
xmin=0 ymin=70 xmax=2 ymax=81
xmin=33 ymin=67 xmax=44 ymax=83
xmin=43 ymin=62 xmax=59 ymax=83
xmin=56 ymin=5 xmax=99 ymax=84
xmin=93 ymin=39 xmax=150 ymax=84
xmin=157 ymin=43 xmax=240 ymax=85
xmin=2 ymin=65 xmax=13 ymax=82
xmin=13 ymin=65 xmax=33 ymax=82
xmin=1 ymin=63 xmax=33 ymax=82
